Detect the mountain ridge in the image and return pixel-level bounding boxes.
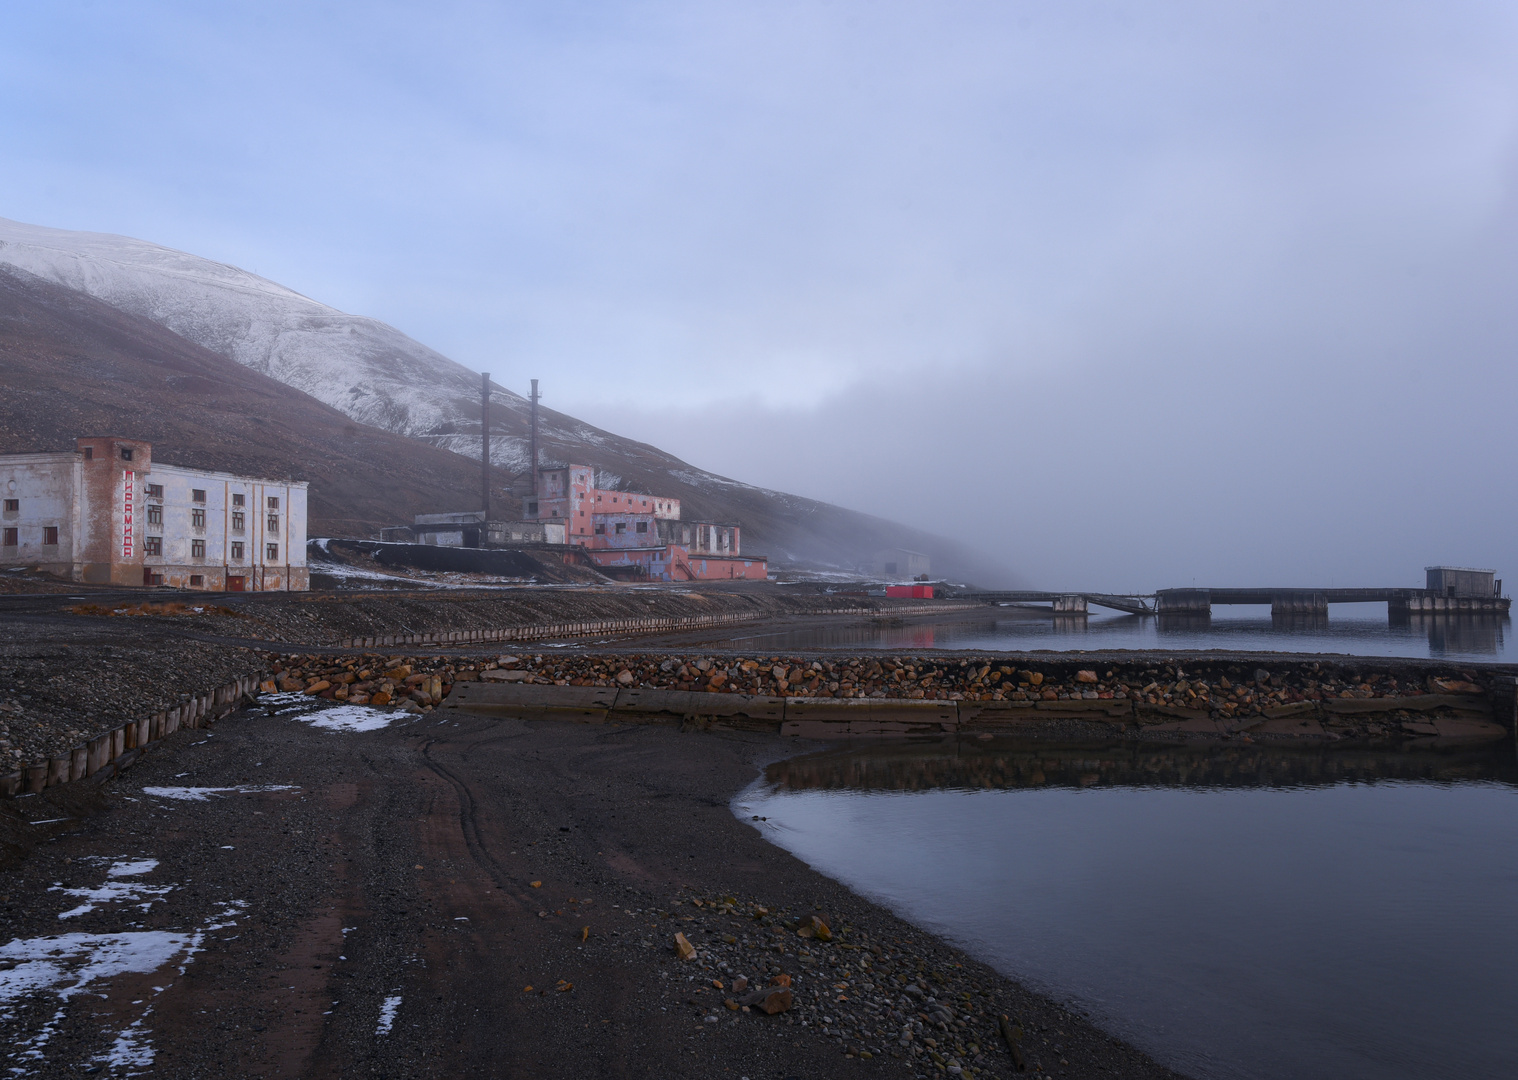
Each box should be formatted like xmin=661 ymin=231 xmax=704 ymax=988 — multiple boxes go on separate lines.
xmin=0 ymin=217 xmax=1009 ymax=580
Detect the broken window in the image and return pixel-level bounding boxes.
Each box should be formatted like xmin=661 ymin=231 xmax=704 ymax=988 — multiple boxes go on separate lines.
xmin=266 ymin=543 xmax=279 ymax=560
xmin=192 ymin=488 xmax=206 ymax=502
xmin=146 ymin=484 xmax=163 ymax=498
xmin=191 ymin=508 xmax=206 ymax=528
xmin=191 ymin=539 xmax=206 ymax=558
xmin=2 ymin=499 xmax=15 ymax=512
xmin=636 ymin=521 xmax=648 ymax=533
xmin=2 ymin=528 xmax=15 ymax=546
xmin=120 ymin=447 xmax=133 ymax=461
xmin=595 ymin=524 xmax=605 ymax=534
xmin=147 ymin=505 xmax=163 ymax=525
xmin=231 ymin=542 xmax=244 ymax=559
xmin=615 ymin=522 xmax=626 ymax=534
xmin=526 ymin=501 xmax=538 ymax=515
xmin=189 ymin=575 xmax=204 ymax=587
xmin=231 ymin=511 xmax=244 ymax=531
xmin=145 ymin=536 xmax=162 ymax=556
xmin=43 ymin=526 xmax=58 ymax=545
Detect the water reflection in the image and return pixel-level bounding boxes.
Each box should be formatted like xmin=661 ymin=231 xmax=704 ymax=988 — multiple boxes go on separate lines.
xmin=712 ymin=604 xmax=1511 ymax=660
xmin=743 ymin=739 xmax=1518 ymax=1080
xmin=766 ymin=738 xmax=1518 ymax=794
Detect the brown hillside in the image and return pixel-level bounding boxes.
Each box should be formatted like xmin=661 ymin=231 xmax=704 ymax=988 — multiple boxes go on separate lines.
xmin=0 ymin=266 xmax=513 ymax=536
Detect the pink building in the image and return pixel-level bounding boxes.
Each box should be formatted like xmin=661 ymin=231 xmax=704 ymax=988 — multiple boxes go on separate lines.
xmin=527 ymin=465 xmax=766 ymax=582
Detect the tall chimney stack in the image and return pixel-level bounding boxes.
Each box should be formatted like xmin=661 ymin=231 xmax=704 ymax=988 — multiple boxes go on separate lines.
xmin=529 ymin=378 xmax=540 ymax=496
xmin=481 ymin=372 xmax=491 ymax=520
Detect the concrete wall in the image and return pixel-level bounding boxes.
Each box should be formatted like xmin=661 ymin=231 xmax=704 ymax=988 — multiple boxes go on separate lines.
xmin=145 ymin=464 xmax=307 ymax=591
xmin=0 ymin=451 xmax=80 ymax=577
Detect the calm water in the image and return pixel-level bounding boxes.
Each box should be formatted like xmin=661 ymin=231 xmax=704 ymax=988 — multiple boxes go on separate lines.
xmin=713 ymin=603 xmax=1513 ymax=660
xmin=739 ymin=740 xmax=1518 ymax=1080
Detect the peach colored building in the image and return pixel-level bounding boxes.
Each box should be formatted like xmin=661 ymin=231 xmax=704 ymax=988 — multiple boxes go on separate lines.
xmin=526 ymin=465 xmax=765 ymax=581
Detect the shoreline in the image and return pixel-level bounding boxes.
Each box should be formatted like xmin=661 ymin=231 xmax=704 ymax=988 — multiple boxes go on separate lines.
xmin=0 ymin=700 xmax=1187 ymax=1079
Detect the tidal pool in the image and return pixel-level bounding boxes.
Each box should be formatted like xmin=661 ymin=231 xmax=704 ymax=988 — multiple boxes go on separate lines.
xmin=738 ymin=740 xmax=1518 ymax=1079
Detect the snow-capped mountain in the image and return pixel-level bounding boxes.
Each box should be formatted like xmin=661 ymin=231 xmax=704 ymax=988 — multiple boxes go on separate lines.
xmin=0 ymin=217 xmax=1005 ymax=578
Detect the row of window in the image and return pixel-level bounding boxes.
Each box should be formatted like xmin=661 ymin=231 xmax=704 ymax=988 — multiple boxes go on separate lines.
xmin=142 ymin=487 xmax=279 ymax=510
xmin=2 ymin=527 xmax=58 ymax=546
xmin=8 ymin=497 xmax=282 ymax=516
xmin=143 ymin=506 xmax=279 ymax=531
xmin=595 ymin=521 xmax=651 ymax=535
xmin=141 ymin=537 xmax=280 ymax=560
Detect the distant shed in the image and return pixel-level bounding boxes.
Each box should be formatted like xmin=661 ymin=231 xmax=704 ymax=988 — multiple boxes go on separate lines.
xmin=873 ymin=547 xmax=931 ymax=580
xmin=1425 ymin=566 xmax=1501 ymax=598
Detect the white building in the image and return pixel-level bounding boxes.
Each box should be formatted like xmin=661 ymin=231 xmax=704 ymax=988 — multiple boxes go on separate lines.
xmin=0 ymin=436 xmax=308 ymax=591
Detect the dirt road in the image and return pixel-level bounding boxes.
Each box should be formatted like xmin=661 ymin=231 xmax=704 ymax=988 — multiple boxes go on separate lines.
xmin=0 ymin=704 xmax=1181 ymax=1079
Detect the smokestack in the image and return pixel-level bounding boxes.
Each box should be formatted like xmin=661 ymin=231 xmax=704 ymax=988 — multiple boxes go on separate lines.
xmin=529 ymin=378 xmax=540 ymax=496
xmin=481 ymin=372 xmax=491 ymax=520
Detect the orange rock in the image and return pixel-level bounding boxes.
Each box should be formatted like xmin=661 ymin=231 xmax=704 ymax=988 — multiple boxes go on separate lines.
xmin=674 ymin=932 xmax=696 ymax=961
xmin=370 ymin=691 xmax=391 ymax=706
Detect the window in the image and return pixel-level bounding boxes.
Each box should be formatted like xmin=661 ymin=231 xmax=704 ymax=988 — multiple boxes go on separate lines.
xmin=146 ymin=505 xmax=162 ymax=525
xmin=3 ymin=499 xmax=16 ymax=512
xmin=146 ymin=484 xmax=163 ymax=498
xmin=83 ymin=447 xmax=93 ymax=460
xmin=526 ymin=501 xmax=537 ymax=515
xmin=266 ymin=543 xmax=279 ymax=560
xmin=43 ymin=526 xmax=58 ymax=545
xmin=231 ymin=511 xmax=244 ymax=531
xmin=594 ymin=524 xmax=606 ymax=534
xmin=192 ymin=489 xmax=206 ymax=503
xmin=189 ymin=575 xmax=204 ymax=587
xmin=2 ymin=528 xmax=15 ymax=546
xmin=191 ymin=539 xmax=206 ymax=558
xmin=231 ymin=542 xmax=244 ymax=560
xmin=615 ymin=522 xmax=627 ymax=534
xmin=191 ymin=508 xmax=206 ymax=528
xmin=636 ymin=521 xmax=648 ymax=533
xmin=120 ymin=447 xmax=133 ymax=461
xmin=267 ymin=515 xmax=280 ymax=531
xmin=145 ymin=536 xmax=162 ymax=556
xmin=267 ymin=496 xmax=279 ymax=510
xmin=232 ymin=493 xmax=245 ymax=507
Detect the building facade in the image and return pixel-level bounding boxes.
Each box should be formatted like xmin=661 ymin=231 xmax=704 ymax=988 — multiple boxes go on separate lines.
xmin=0 ymin=436 xmax=308 ymax=591
xmin=526 ymin=464 xmax=765 ymax=581
xmin=410 ymin=512 xmax=566 ymax=547
xmin=1425 ymin=566 xmax=1502 ymax=598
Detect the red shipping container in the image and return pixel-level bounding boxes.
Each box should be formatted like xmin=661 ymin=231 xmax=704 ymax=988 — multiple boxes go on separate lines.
xmin=886 ymin=585 xmax=934 ymax=599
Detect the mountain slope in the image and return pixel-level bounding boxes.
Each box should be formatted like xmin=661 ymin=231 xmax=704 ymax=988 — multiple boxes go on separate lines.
xmin=0 ymin=265 xmax=520 ymax=536
xmin=0 ymin=217 xmax=1007 ymax=580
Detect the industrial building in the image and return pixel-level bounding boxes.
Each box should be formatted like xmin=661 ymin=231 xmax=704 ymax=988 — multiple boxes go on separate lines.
xmin=0 ymin=436 xmax=308 ymax=591
xmin=873 ymin=547 xmax=931 ymax=580
xmin=527 ymin=464 xmax=766 ymax=581
xmin=401 ymin=512 xmax=566 ymax=548
xmin=1425 ymin=566 xmax=1502 ymax=598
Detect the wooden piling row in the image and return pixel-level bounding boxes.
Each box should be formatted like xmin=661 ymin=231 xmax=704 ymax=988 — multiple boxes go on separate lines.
xmin=0 ymin=673 xmax=266 ymax=799
xmin=330 ymin=602 xmax=976 ymax=650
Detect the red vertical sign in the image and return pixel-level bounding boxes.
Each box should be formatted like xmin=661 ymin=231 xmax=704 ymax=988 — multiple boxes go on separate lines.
xmin=122 ymin=469 xmax=134 ymax=558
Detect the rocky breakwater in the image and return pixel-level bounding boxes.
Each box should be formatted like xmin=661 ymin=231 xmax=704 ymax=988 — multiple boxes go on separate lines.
xmin=624 ymin=888 xmax=1103 ymax=1076
xmin=255 ymin=651 xmax=1515 ymax=741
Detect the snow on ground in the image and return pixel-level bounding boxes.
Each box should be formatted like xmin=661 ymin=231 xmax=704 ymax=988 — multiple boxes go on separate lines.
xmin=140 ymin=785 xmax=298 ymax=802
xmin=376 ymin=993 xmax=402 ymax=1036
xmin=51 ymin=859 xmax=173 ymax=920
xmin=258 ymin=692 xmax=400 ymax=731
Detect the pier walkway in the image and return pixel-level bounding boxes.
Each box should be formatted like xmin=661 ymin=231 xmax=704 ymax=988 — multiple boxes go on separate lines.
xmin=954 ymin=588 xmax=1510 ymax=617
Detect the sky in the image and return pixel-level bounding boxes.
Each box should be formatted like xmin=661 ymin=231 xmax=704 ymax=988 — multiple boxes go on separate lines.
xmin=2 ymin=0 xmax=1516 ymax=590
